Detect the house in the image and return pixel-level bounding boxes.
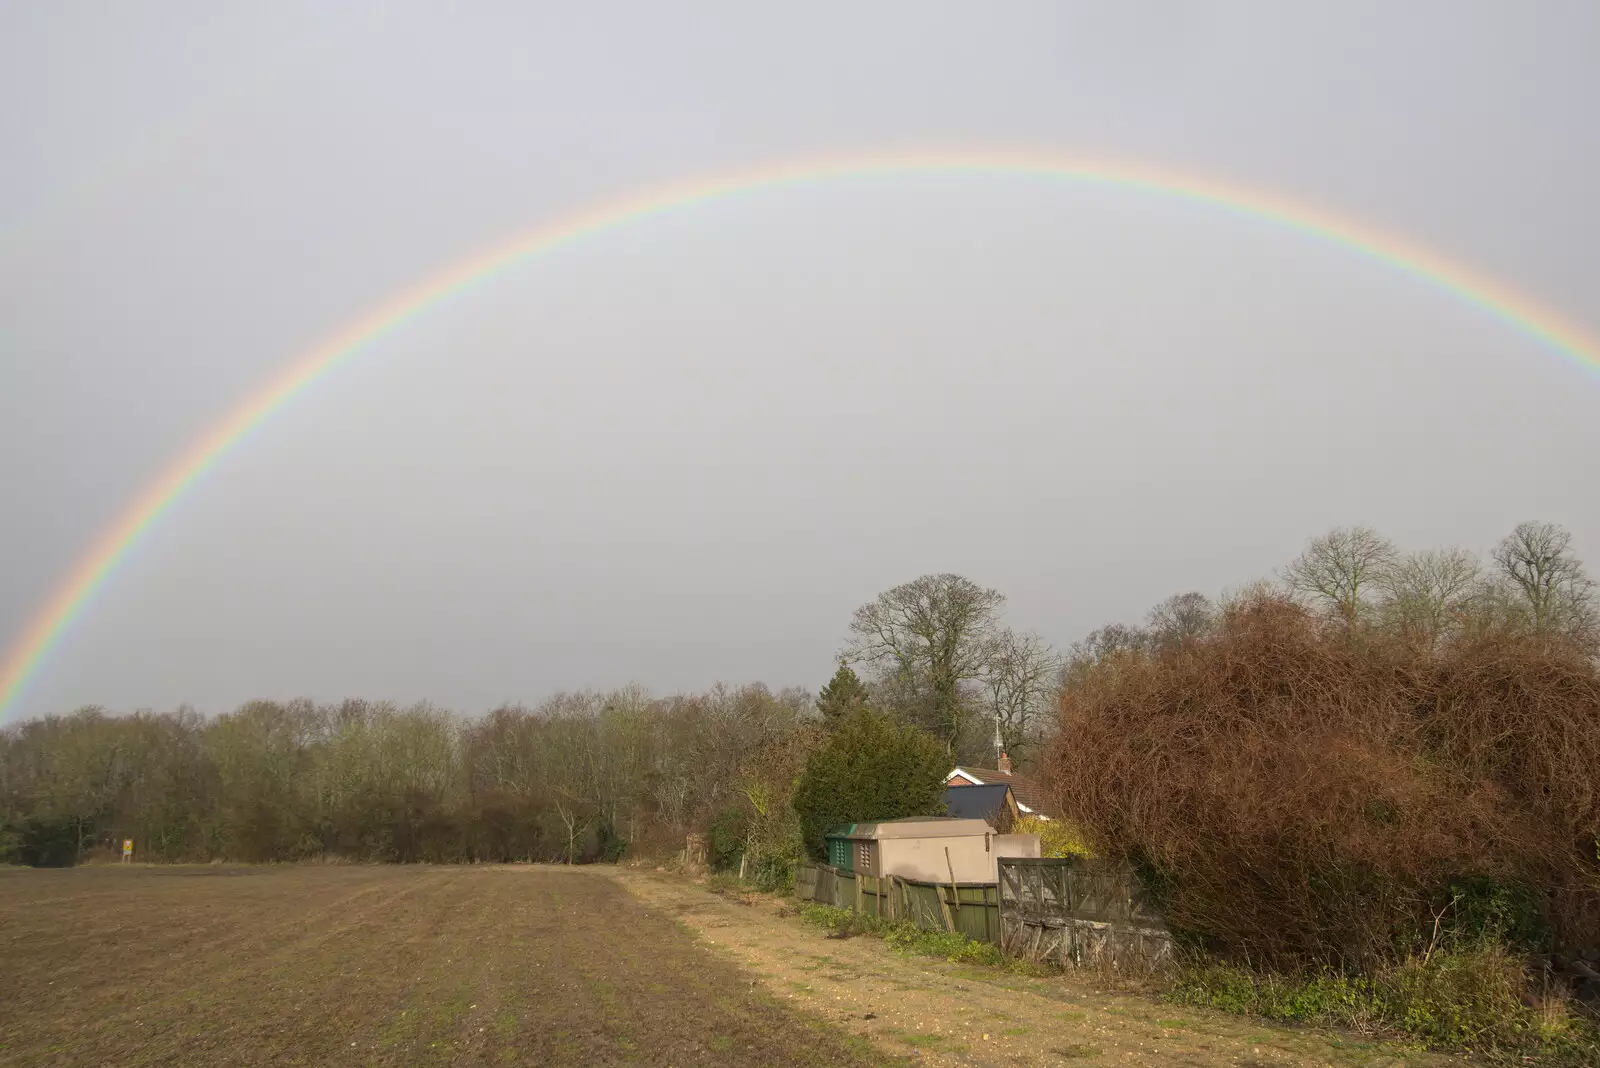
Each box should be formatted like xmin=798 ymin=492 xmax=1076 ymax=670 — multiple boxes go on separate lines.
xmin=945 ymin=750 xmax=1057 ymax=821
xmin=825 ymin=816 xmax=1039 ymax=884
xmin=941 ymin=781 xmax=1020 ymax=832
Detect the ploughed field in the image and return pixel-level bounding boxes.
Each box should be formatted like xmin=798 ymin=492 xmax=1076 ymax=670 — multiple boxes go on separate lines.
xmin=0 ymin=864 xmax=875 ymax=1067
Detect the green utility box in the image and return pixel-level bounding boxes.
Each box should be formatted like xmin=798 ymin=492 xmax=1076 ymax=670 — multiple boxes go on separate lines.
xmin=825 ymin=825 xmax=858 ymax=871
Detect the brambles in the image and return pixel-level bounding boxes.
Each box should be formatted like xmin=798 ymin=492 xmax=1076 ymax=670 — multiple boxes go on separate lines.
xmin=1050 ymin=588 xmax=1600 ymax=967
xmin=1053 ymin=533 xmax=1600 ymax=1061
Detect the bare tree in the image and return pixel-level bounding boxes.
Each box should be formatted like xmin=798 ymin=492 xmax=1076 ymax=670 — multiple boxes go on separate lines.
xmin=735 ymin=724 xmax=821 ymax=880
xmin=1147 ymin=592 xmax=1217 ymax=650
xmin=1061 ymin=622 xmax=1149 ymax=691
xmin=1282 ymin=526 xmax=1397 ymax=627
xmin=1491 ymin=521 xmax=1598 ymax=640
xmin=845 ymin=574 xmax=1005 ymax=755
xmin=1380 ymin=548 xmax=1483 ymax=650
xmin=980 ymin=628 xmax=1062 ymax=763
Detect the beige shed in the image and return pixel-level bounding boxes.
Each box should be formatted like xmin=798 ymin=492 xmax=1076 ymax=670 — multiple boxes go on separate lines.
xmin=825 ymin=816 xmax=1039 ymax=884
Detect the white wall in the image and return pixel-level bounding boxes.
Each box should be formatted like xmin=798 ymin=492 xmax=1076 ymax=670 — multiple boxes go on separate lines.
xmin=876 ymin=833 xmax=996 ymax=883
xmin=990 ymin=834 xmax=1041 ymax=880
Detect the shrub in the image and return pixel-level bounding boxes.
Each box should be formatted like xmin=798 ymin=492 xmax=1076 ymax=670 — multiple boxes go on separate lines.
xmin=792 ymin=708 xmax=949 ymax=859
xmin=797 ymin=904 xmax=1004 ymax=965
xmin=883 ymin=923 xmax=1006 ymax=966
xmin=1014 ymin=813 xmax=1093 ymax=859
xmin=597 ymin=822 xmax=628 ymax=864
xmin=1443 ymin=875 xmax=1547 ymax=951
xmin=1382 ymin=946 xmax=1529 ymax=1049
xmin=799 ymin=903 xmax=864 ymax=934
xmin=17 ymin=817 xmax=80 ymax=868
xmin=1048 ymin=591 xmax=1600 ymax=968
xmin=707 ymin=806 xmax=747 ymax=872
xmin=747 ymin=853 xmax=796 ymax=894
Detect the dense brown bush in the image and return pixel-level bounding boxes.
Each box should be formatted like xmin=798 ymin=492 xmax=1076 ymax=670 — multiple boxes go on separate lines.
xmin=1048 ymin=592 xmax=1600 ymax=968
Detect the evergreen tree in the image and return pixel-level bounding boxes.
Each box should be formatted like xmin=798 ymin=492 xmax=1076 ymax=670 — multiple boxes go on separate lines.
xmin=815 ymin=661 xmax=869 ymax=725
xmin=792 ymin=707 xmax=948 ymax=859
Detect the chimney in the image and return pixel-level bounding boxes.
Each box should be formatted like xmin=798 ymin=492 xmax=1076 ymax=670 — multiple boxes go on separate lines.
xmin=997 ymin=751 xmax=1012 ymax=775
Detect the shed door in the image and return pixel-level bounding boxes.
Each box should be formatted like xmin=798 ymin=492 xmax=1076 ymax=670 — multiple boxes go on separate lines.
xmin=828 ymin=837 xmax=853 ymax=871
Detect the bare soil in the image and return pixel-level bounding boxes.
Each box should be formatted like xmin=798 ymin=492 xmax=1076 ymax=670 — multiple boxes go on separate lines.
xmin=0 ymin=864 xmax=876 ymax=1067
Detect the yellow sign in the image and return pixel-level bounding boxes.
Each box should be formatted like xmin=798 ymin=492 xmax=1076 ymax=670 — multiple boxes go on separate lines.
xmin=122 ymin=839 xmax=133 ymax=856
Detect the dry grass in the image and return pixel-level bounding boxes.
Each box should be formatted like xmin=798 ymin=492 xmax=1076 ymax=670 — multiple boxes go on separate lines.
xmin=0 ymin=865 xmax=879 ymax=1067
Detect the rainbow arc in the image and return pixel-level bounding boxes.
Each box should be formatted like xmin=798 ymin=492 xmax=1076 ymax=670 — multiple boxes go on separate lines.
xmin=3 ymin=152 xmax=1596 ymax=721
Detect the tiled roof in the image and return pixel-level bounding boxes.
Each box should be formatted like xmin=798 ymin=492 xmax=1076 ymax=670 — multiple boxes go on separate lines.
xmin=947 ymin=766 xmax=1059 ymax=819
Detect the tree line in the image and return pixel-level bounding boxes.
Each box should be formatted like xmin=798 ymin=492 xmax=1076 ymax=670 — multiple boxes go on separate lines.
xmin=1065 ymin=520 xmax=1597 ymax=675
xmin=0 ymin=684 xmax=814 ymax=866
xmin=0 ymin=572 xmax=1056 ymax=870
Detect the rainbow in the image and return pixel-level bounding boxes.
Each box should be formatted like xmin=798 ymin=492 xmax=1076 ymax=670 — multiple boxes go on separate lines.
xmin=3 ymin=151 xmax=1598 ymax=722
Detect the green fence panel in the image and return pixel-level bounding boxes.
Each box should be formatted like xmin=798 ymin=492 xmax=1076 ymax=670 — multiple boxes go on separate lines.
xmin=796 ymin=864 xmax=1001 ymax=943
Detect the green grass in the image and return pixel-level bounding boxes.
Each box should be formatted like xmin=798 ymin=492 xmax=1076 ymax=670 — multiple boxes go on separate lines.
xmin=882 ymin=923 xmax=1005 ymax=966
xmin=796 ymin=903 xmax=1005 ymax=966
xmin=1168 ymin=946 xmax=1600 ymax=1064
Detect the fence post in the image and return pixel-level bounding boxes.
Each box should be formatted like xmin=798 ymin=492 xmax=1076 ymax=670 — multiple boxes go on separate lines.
xmin=944 ymin=847 xmax=961 ymax=918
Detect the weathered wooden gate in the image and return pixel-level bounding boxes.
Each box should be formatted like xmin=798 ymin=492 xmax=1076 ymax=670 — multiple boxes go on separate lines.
xmin=997 ymin=857 xmax=1174 ymax=971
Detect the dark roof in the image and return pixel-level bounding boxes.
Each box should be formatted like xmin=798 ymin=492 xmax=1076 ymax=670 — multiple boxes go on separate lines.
xmin=943 ymin=783 xmax=1012 ymax=823
xmin=826 ymin=817 xmax=990 ymax=840
xmin=948 ymin=766 xmax=1058 ymax=818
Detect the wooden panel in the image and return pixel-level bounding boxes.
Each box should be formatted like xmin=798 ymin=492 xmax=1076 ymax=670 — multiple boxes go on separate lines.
xmin=796 ymin=863 xmax=1002 ymax=943
xmin=996 ymin=857 xmax=1174 ymax=970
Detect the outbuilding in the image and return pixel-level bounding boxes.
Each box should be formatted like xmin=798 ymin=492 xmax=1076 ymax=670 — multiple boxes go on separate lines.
xmin=942 ymin=781 xmax=1020 ymax=831
xmin=825 ymin=816 xmax=1039 ymax=884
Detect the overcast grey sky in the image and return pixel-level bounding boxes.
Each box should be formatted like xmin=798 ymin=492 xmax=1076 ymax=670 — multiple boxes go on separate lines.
xmin=1 ymin=1 xmax=1596 ymax=721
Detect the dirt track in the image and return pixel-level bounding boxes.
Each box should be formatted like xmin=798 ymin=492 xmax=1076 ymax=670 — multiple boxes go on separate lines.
xmin=618 ymin=870 xmax=1449 ymax=1068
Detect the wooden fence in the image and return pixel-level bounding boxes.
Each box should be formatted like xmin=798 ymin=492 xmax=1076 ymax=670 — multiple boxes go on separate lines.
xmin=796 ymin=858 xmax=1175 ymax=970
xmin=996 ymin=857 xmax=1174 ymax=971
xmin=795 ymin=862 xmax=1001 ymax=944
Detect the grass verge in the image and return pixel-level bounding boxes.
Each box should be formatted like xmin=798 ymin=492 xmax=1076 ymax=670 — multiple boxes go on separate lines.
xmin=1167 ymin=945 xmax=1599 ymax=1065
xmin=780 ymin=884 xmax=1598 ymax=1065
xmin=797 ymin=902 xmax=1013 ymax=968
